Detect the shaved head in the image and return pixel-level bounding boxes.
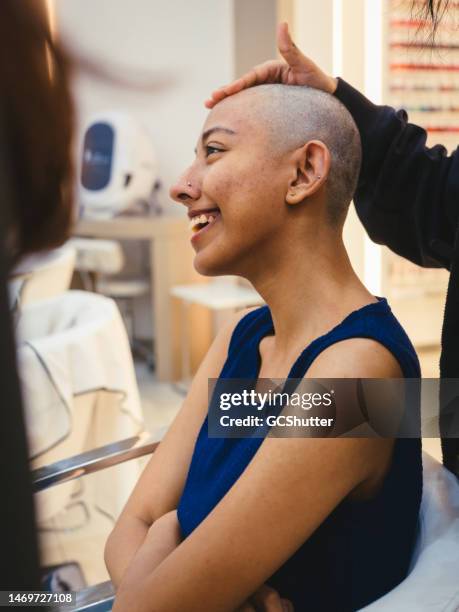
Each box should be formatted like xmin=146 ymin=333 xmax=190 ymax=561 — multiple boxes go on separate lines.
xmin=216 ymin=84 xmax=362 ymax=226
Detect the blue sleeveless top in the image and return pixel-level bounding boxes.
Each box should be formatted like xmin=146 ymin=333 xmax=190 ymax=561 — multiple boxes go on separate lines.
xmin=177 ymin=297 xmax=423 ymax=611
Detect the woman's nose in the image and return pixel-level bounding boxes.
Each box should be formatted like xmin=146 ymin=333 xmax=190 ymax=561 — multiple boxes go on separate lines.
xmin=169 ymin=172 xmax=201 ymax=204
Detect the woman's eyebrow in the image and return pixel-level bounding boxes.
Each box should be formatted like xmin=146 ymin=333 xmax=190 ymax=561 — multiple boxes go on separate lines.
xmin=194 ymin=126 xmax=237 ymax=153
xmin=202 ymin=126 xmax=237 ymax=142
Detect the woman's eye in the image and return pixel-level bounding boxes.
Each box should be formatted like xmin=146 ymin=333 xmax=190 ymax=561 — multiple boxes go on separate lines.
xmin=205 ymin=145 xmax=223 ymax=157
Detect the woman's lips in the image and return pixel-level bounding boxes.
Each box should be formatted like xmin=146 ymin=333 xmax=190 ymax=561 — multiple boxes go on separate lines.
xmin=190 ymin=211 xmax=221 ymax=244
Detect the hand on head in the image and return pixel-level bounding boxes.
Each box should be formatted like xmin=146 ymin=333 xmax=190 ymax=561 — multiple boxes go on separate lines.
xmin=205 ymin=22 xmax=338 ymax=109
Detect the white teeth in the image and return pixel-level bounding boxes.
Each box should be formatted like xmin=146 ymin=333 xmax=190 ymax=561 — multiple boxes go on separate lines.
xmin=189 ymin=210 xmax=220 ymax=231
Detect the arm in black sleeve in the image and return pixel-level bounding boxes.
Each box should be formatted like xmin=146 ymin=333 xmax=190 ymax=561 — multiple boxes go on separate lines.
xmin=334 ymin=77 xmax=459 ymax=270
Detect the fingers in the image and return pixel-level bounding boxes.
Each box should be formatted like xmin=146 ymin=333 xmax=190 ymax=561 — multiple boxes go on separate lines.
xmin=205 ymin=20 xmax=324 ymax=109
xmin=235 ymin=603 xmax=257 ymax=612
xmin=277 ymin=22 xmax=293 ymax=55
xmin=234 ymin=586 xmax=294 ymax=612
xmin=205 ymin=76 xmax=247 ymax=108
xmin=204 ymin=60 xmax=284 ymax=108
xmin=250 ymin=584 xmax=287 ymax=612
xmin=277 ymin=21 xmax=306 ymax=69
xmin=281 ymin=599 xmax=294 ymax=612
xmin=205 ymin=70 xmax=262 ymax=108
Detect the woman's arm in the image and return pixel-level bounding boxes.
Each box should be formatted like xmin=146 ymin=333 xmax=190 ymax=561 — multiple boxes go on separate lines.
xmin=104 ymin=513 xmax=151 ymax=588
xmin=334 ymin=77 xmax=458 ymax=270
xmin=111 ymin=339 xmax=400 ymax=612
xmin=117 ymin=510 xmax=293 ymax=612
xmin=104 ymin=306 xmax=260 ymax=587
xmin=119 ymin=511 xmax=182 ymax=586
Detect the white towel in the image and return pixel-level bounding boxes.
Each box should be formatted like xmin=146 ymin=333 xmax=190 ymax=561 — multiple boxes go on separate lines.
xmin=17 ymin=290 xmax=145 ymax=519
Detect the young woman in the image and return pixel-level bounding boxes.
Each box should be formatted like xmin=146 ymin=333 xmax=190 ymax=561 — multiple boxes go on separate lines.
xmin=207 ymin=17 xmax=459 ymax=477
xmin=106 ymin=84 xmax=422 ymax=612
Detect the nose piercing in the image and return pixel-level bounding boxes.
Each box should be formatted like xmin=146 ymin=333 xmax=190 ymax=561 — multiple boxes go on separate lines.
xmin=187 ymin=181 xmax=192 ymax=187
xmin=317 ymin=175 xmax=321 ymax=179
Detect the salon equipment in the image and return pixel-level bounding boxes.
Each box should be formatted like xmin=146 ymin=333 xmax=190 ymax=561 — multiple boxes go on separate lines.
xmin=68 ymin=237 xmax=124 ymax=279
xmin=74 ymin=214 xmax=193 ymax=382
xmin=79 ymin=112 xmax=158 ymax=219
xmin=32 ymin=431 xmax=162 ymax=611
xmin=9 ymin=245 xmax=76 ymax=311
xmin=69 ymin=236 xmax=153 ymax=368
xmin=16 ymin=290 xmax=144 ymax=525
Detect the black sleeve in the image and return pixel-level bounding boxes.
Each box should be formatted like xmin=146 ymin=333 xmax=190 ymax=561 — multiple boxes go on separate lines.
xmin=334 ymin=77 xmax=459 ymax=270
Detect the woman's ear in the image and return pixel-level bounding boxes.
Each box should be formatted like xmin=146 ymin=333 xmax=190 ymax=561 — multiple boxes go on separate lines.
xmin=285 ymin=140 xmax=331 ymax=205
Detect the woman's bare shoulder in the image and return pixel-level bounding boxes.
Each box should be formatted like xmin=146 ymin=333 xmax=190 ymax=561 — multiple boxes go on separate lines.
xmin=306 ymin=336 xmax=403 ymax=378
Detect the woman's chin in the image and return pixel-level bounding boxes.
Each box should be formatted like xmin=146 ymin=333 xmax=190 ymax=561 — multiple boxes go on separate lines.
xmin=193 ymin=251 xmax=232 ymax=277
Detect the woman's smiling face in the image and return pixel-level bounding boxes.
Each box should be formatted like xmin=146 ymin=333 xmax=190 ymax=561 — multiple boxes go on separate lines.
xmin=170 ymin=93 xmax=292 ymax=278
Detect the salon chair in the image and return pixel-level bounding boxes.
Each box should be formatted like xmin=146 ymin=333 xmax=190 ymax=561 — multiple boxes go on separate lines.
xmin=361 ymin=450 xmax=459 ymax=611
xmin=29 ymin=444 xmax=459 ymax=612
xmin=69 ymin=237 xmax=153 ymax=368
xmin=32 ymin=432 xmax=161 ymax=611
xmin=16 ymin=290 xmax=144 ymax=527
xmin=9 ymin=244 xmax=76 ymax=312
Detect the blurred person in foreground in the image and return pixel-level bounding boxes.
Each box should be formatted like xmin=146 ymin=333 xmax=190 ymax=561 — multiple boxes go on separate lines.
xmin=0 ymin=0 xmax=74 ymax=592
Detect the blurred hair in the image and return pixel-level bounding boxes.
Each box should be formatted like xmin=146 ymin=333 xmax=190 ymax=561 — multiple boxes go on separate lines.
xmin=0 ymin=0 xmax=74 ymax=266
xmin=412 ymin=0 xmax=451 ymax=43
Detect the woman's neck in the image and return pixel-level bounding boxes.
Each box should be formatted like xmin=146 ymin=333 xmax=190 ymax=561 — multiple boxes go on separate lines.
xmin=244 ymin=232 xmax=375 ymax=358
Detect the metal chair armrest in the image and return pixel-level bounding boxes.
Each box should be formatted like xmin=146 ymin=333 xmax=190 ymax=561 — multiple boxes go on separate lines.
xmin=32 ymin=430 xmax=161 ymax=492
xmin=75 ymin=580 xmax=115 ymax=612
xmin=54 ymin=580 xmax=115 ymax=611
xmin=33 ymin=429 xmax=167 ymax=610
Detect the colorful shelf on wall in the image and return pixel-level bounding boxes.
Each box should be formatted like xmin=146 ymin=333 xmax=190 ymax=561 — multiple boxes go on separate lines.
xmin=384 ymin=0 xmax=454 ymax=295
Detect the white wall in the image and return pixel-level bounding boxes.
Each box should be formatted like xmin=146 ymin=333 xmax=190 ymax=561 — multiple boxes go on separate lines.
xmin=294 ymin=0 xmax=333 ymax=73
xmin=291 ymin=0 xmax=366 ymax=280
xmin=54 ymin=0 xmax=277 ymax=341
xmin=54 ymin=0 xmax=234 ymax=216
